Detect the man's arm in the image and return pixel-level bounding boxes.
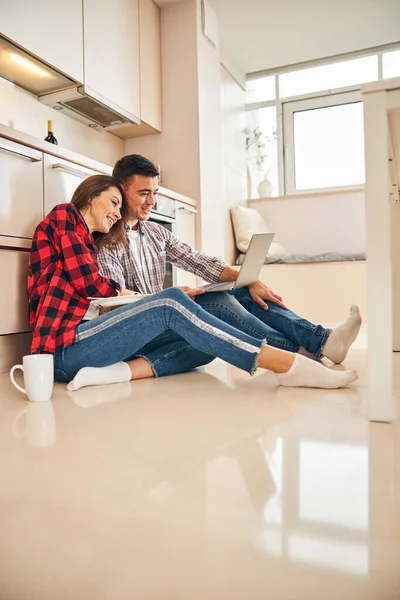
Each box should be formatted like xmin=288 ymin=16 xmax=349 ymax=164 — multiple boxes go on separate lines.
xmin=217 ymin=265 xmax=287 ymax=310
xmin=165 ymin=229 xmax=287 ymax=311
xmin=165 ymin=230 xmax=226 ymax=284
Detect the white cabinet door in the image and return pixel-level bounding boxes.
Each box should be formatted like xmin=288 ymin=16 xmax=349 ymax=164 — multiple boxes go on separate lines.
xmin=175 ymin=202 xmax=198 ymax=287
xmin=0 ymin=139 xmax=43 ymax=240
xmin=139 ymin=0 xmax=162 ymax=131
xmin=83 ymin=0 xmax=140 ymax=121
xmin=43 ymin=155 xmax=100 ymax=216
xmin=0 ymin=0 xmax=83 ymax=82
xmin=0 ymin=246 xmax=30 ymax=334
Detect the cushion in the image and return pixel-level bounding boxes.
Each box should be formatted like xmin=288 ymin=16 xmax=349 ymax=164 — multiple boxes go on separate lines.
xmin=230 ymin=206 xmax=287 ymax=256
xmin=236 ymin=252 xmax=367 ymax=265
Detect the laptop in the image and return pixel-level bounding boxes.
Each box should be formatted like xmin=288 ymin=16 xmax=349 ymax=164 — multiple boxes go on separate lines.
xmin=201 ymin=232 xmax=274 ymax=292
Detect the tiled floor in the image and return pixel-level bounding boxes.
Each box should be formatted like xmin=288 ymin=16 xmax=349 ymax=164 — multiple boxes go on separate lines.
xmin=0 ymin=326 xmax=399 ymax=599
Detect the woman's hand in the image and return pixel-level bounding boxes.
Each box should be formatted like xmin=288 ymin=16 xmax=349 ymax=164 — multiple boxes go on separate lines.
xmin=178 ymin=286 xmax=206 ymax=300
xmin=120 ymin=288 xmax=139 ymax=296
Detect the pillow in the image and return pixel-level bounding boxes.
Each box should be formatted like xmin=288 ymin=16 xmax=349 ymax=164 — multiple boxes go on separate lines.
xmin=230 ymin=206 xmax=287 ymax=256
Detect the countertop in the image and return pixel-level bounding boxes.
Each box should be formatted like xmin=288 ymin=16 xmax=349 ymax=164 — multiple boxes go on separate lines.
xmin=0 ymin=123 xmax=196 ymax=207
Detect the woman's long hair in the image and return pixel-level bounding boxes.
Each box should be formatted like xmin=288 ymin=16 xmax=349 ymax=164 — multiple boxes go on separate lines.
xmin=70 ymin=174 xmax=127 ymax=250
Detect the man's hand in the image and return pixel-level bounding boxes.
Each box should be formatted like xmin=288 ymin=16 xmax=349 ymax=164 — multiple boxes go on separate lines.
xmin=178 ymin=286 xmax=206 ymax=300
xmin=248 ymin=280 xmax=288 ymax=311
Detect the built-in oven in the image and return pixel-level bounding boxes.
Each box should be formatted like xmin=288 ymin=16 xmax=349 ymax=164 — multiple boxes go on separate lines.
xmin=149 ymin=194 xmax=176 ymax=288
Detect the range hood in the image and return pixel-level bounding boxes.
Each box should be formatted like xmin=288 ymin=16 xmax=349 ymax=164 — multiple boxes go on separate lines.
xmin=0 ymin=34 xmax=140 ymax=133
xmin=39 ymin=86 xmax=140 ymax=132
xmin=0 ymin=35 xmax=75 ymax=95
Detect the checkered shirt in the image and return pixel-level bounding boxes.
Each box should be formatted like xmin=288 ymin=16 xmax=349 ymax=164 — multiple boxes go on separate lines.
xmin=28 ymin=203 xmax=121 ymax=354
xmin=97 ymin=221 xmax=226 ymax=293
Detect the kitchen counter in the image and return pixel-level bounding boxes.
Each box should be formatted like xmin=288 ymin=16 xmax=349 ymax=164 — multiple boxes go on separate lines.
xmin=0 ymin=124 xmax=197 ymax=207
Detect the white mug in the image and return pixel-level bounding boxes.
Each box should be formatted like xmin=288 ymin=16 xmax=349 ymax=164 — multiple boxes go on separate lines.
xmin=13 ymin=401 xmax=56 ymax=448
xmin=10 ymin=354 xmax=54 ymax=402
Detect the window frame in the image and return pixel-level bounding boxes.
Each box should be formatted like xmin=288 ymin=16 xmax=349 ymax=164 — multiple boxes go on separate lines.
xmin=282 ymin=89 xmax=363 ymax=195
xmin=245 ymin=44 xmax=400 ymax=197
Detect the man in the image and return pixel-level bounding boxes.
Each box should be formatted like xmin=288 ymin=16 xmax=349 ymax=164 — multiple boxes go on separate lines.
xmin=97 ymin=154 xmax=361 ymax=377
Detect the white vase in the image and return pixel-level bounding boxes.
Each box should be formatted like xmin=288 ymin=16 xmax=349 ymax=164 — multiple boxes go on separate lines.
xmin=257 ymin=177 xmax=273 ymax=198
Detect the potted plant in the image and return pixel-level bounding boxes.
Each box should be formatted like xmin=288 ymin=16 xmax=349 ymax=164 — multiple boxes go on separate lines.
xmin=246 ymin=126 xmax=275 ymax=197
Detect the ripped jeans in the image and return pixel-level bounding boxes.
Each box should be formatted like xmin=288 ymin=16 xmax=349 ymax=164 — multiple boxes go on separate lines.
xmin=116 ymin=287 xmax=330 ymax=378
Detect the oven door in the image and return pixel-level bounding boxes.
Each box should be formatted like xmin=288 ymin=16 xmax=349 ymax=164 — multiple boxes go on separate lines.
xmin=148 ymin=214 xmax=176 ymax=289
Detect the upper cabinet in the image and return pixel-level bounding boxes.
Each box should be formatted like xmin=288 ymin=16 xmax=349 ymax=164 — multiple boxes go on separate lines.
xmin=139 ymin=0 xmax=162 ymax=132
xmin=0 ymin=0 xmax=83 ymax=83
xmin=83 ymin=0 xmax=140 ymax=122
xmin=115 ymin=0 xmax=162 ymax=138
xmin=0 ymin=0 xmax=162 ymax=137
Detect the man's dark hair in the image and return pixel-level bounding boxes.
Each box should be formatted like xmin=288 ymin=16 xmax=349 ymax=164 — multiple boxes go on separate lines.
xmin=113 ymin=154 xmax=159 ymax=187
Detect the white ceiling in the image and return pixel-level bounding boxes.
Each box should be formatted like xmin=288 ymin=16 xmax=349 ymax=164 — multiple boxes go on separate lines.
xmin=208 ymin=0 xmax=400 ymax=75
xmin=154 ymin=0 xmax=400 ymax=75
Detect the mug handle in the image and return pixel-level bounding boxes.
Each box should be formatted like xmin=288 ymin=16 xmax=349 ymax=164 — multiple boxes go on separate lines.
xmin=10 ymin=364 xmax=26 ymax=395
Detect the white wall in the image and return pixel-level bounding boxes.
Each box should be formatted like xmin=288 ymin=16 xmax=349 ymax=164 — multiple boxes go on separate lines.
xmin=249 ymin=190 xmax=366 ymax=255
xmin=0 ymin=78 xmax=123 ymax=165
xmin=211 ymin=0 xmax=400 ymax=73
xmin=195 ymin=0 xmax=224 ymax=259
xmin=220 ymin=64 xmax=247 ymax=264
xmin=125 ymin=1 xmax=247 ymax=263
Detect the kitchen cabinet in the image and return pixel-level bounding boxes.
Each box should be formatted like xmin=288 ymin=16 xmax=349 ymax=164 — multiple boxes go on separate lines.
xmin=0 ymin=0 xmax=83 ymax=83
xmin=0 ymin=138 xmax=43 ymax=241
xmin=139 ymin=0 xmax=162 ymax=131
xmin=0 ymin=245 xmax=30 ymax=335
xmin=110 ymin=0 xmax=162 ymax=138
xmin=43 ymin=155 xmax=99 ymax=216
xmin=83 ymin=0 xmax=140 ymax=122
xmin=175 ymin=202 xmax=198 ymax=287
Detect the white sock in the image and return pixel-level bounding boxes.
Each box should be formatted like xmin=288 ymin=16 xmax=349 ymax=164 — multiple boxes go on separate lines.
xmin=323 ymin=305 xmax=362 ymax=364
xmin=276 ymin=354 xmax=358 ymax=389
xmin=67 ymin=362 xmax=131 ymax=392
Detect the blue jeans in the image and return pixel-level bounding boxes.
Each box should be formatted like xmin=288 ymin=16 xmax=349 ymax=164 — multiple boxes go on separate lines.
xmin=132 ymin=288 xmax=331 ymax=377
xmin=53 ymin=287 xmax=265 ymax=382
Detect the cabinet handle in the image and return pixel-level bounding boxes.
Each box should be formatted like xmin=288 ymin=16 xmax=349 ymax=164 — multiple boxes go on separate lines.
xmin=52 ymin=163 xmax=94 ymax=178
xmin=0 ymin=141 xmax=42 ymax=162
xmin=178 ymin=206 xmax=197 ymax=214
xmin=0 ymin=245 xmax=30 ymax=252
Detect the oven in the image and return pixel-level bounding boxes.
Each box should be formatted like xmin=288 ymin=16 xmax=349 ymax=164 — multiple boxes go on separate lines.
xmin=149 ymin=194 xmax=176 ymax=288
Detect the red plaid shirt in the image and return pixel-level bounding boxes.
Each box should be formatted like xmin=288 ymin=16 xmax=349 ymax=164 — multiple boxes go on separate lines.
xmin=28 ymin=203 xmax=121 ymax=354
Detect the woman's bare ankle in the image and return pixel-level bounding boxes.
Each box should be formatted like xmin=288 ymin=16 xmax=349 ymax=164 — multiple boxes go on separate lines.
xmin=128 ymin=358 xmax=155 ymax=380
xmin=258 ymin=347 xmax=296 ymax=374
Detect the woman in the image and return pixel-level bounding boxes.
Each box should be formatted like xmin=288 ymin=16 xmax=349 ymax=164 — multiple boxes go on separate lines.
xmin=28 ymin=175 xmax=357 ymax=391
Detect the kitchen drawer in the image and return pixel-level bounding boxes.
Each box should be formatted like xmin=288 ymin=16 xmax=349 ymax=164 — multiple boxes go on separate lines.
xmin=0 ymin=245 xmax=30 ymax=335
xmin=0 ymin=138 xmax=44 ymax=239
xmin=44 ymin=155 xmax=100 ymax=215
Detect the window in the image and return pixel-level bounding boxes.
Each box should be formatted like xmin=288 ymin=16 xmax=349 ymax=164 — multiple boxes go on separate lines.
xmin=246 ymin=45 xmax=400 ymax=195
xmin=284 ymin=93 xmax=365 ymax=192
xmin=279 ymin=55 xmax=378 ymax=99
xmin=382 ymin=49 xmax=400 ymax=79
